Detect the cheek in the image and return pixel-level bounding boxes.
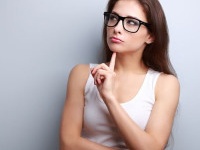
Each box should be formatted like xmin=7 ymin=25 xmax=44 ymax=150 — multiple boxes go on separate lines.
xmin=106 ymin=29 xmax=112 ymax=43
xmin=126 ymin=35 xmax=147 ymax=50
xmin=106 ymin=28 xmax=111 ymax=37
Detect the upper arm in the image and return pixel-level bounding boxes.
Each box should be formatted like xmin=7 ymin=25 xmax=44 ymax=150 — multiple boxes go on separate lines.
xmin=60 ymin=64 xmax=90 ymax=141
xmin=145 ymin=74 xmax=180 ymax=148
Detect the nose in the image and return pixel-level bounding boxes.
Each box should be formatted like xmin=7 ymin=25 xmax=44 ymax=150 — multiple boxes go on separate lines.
xmin=113 ymin=20 xmax=123 ymax=33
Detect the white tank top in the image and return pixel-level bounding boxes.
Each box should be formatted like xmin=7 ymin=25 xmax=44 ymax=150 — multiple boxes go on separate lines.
xmin=81 ymin=64 xmax=161 ymax=149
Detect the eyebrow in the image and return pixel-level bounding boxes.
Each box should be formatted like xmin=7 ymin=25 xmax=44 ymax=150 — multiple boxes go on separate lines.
xmin=111 ymin=11 xmax=140 ymax=20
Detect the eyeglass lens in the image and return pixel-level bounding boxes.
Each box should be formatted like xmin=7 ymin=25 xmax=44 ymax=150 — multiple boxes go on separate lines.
xmin=104 ymin=13 xmax=141 ymax=33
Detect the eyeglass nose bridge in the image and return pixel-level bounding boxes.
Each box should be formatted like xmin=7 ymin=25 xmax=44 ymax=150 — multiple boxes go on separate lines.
xmin=114 ymin=15 xmax=126 ymax=27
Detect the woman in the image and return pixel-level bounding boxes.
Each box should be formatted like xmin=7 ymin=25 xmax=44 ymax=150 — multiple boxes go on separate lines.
xmin=60 ymin=0 xmax=180 ymax=149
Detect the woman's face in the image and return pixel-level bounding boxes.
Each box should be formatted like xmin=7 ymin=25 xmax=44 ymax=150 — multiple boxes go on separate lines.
xmin=106 ymin=0 xmax=153 ymax=55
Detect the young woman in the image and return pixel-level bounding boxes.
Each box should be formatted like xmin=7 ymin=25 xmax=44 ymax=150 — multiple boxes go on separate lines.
xmin=60 ymin=0 xmax=180 ymax=149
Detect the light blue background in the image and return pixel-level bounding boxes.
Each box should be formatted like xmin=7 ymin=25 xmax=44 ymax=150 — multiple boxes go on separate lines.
xmin=0 ymin=0 xmax=199 ymax=149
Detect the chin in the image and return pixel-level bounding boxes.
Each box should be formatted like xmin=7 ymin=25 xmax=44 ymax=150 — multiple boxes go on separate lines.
xmin=108 ymin=45 xmax=124 ymax=53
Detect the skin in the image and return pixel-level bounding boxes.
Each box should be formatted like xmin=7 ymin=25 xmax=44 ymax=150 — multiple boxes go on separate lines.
xmin=60 ymin=0 xmax=180 ymax=150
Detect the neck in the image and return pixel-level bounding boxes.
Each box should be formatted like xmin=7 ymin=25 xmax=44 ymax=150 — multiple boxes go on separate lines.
xmin=114 ymin=52 xmax=148 ymax=74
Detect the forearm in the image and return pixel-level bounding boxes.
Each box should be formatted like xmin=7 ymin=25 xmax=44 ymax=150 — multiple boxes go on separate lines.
xmin=105 ymin=100 xmax=162 ymax=150
xmin=60 ymin=136 xmax=117 ymax=150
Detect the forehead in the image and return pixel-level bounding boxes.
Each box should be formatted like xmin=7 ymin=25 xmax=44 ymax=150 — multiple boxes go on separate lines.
xmin=112 ymin=0 xmax=147 ymax=21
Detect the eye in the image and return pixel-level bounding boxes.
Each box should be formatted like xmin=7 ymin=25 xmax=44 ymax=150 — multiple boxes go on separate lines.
xmin=109 ymin=14 xmax=118 ymax=21
xmin=126 ymin=19 xmax=140 ymax=26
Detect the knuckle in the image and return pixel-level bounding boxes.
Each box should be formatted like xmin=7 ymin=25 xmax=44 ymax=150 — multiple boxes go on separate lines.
xmin=112 ymin=72 xmax=116 ymax=77
xmin=96 ymin=69 xmax=101 ymax=74
xmin=100 ymin=63 xmax=105 ymax=67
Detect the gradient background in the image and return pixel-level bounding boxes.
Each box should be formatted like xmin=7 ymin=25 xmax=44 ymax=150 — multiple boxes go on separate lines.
xmin=1 ymin=0 xmax=199 ymax=149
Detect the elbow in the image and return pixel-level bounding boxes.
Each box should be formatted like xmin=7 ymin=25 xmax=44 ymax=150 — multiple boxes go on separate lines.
xmin=59 ymin=136 xmax=70 ymax=150
xmin=145 ymin=144 xmax=165 ymax=150
xmin=148 ymin=135 xmax=168 ymax=150
xmin=60 ymin=138 xmax=76 ymax=150
xmin=146 ymin=141 xmax=165 ymax=150
xmin=156 ymin=139 xmax=169 ymax=150
xmin=150 ymin=141 xmax=167 ymax=150
xmin=129 ymin=145 xmax=163 ymax=150
xmin=128 ymin=139 xmax=166 ymax=150
xmin=59 ymin=134 xmax=77 ymax=150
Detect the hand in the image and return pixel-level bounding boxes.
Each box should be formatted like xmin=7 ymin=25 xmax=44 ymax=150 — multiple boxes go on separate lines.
xmin=91 ymin=53 xmax=116 ymax=102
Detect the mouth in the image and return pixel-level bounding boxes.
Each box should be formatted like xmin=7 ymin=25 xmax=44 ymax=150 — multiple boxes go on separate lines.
xmin=110 ymin=37 xmax=123 ymax=43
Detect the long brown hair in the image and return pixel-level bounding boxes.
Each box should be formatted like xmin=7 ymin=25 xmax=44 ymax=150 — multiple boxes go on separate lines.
xmin=103 ymin=0 xmax=177 ymax=76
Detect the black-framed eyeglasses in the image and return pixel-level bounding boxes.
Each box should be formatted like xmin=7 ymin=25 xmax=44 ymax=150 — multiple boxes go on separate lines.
xmin=103 ymin=12 xmax=150 ymax=33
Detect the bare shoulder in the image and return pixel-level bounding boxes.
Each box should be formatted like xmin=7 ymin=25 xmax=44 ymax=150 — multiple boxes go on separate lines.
xmin=70 ymin=64 xmax=90 ymax=77
xmin=157 ymin=73 xmax=180 ymax=89
xmin=155 ymin=73 xmax=180 ymax=103
xmin=68 ymin=64 xmax=90 ymax=89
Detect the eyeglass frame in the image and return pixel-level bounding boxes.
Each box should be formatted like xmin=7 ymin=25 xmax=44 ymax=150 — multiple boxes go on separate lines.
xmin=103 ymin=12 xmax=150 ymax=33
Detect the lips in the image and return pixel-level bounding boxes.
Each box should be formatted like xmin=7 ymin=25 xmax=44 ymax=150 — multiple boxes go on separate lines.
xmin=110 ymin=37 xmax=123 ymax=43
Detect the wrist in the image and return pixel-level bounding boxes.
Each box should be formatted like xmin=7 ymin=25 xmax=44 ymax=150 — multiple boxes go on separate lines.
xmin=104 ymin=95 xmax=119 ymax=106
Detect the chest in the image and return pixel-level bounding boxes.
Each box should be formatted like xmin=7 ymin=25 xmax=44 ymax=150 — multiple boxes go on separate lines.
xmin=84 ymin=82 xmax=155 ymax=131
xmin=114 ymin=73 xmax=146 ymax=103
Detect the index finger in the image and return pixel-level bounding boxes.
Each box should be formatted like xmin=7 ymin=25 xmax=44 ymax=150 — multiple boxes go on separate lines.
xmin=109 ymin=52 xmax=116 ymax=71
